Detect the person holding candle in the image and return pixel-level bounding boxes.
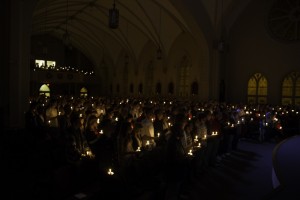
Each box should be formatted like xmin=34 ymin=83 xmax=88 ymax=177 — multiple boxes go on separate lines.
xmin=140 ymin=107 xmax=156 ymax=149
xmin=164 ymin=113 xmax=190 ymax=200
xmin=153 ymin=109 xmax=168 ymax=147
xmin=65 ymin=114 xmax=89 ymax=166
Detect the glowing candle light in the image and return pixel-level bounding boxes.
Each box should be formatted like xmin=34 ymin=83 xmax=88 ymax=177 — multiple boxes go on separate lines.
xmin=157 ymin=133 xmax=160 ymax=137
xmin=146 ymin=140 xmax=150 ymax=146
xmin=194 ymin=135 xmax=198 ymax=142
xmin=99 ymin=130 xmax=103 ymax=134
xmin=136 ymin=147 xmax=141 ymax=152
xmin=115 ymin=117 xmax=118 ymax=121
xmin=48 ymin=120 xmax=51 ymax=124
xmin=86 ymin=150 xmax=92 ymax=157
xmin=197 ymin=143 xmax=201 ymax=148
xmin=107 ymin=168 xmax=114 ymax=175
xmin=188 ymin=149 xmax=193 ymax=156
xmin=79 ymin=113 xmax=82 ymax=118
xmin=97 ymin=118 xmax=100 ymax=124
xmin=203 ymin=134 xmax=207 ymax=140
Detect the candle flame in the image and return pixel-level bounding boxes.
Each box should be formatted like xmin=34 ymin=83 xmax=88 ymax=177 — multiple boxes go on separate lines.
xmin=107 ymin=168 xmax=114 ymax=175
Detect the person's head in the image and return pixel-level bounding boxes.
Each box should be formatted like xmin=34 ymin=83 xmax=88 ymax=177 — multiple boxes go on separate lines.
xmin=126 ymin=114 xmax=133 ymax=122
xmin=174 ymin=113 xmax=188 ymax=129
xmin=144 ymin=107 xmax=154 ymax=120
xmin=70 ymin=113 xmax=84 ymax=130
xmin=132 ymin=122 xmax=143 ymax=133
xmin=155 ymin=109 xmax=164 ymax=120
xmin=87 ymin=115 xmax=98 ymax=130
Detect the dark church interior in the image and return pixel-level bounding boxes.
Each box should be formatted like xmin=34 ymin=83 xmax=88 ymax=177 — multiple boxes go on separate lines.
xmin=1 ymin=0 xmax=300 ymax=199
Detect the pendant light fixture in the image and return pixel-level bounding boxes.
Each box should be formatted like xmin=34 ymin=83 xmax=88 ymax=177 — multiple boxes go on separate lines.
xmin=109 ymin=0 xmax=119 ymax=29
xmin=42 ymin=6 xmax=48 ymax=55
xmin=63 ymin=0 xmax=71 ymax=46
xmin=157 ymin=8 xmax=162 ymax=60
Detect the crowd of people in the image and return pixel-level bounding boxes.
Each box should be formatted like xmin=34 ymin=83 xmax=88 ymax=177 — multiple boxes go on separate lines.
xmin=24 ymin=95 xmax=300 ymax=199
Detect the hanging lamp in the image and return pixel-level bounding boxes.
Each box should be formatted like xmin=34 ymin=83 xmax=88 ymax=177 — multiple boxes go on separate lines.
xmin=109 ymin=0 xmax=119 ymax=29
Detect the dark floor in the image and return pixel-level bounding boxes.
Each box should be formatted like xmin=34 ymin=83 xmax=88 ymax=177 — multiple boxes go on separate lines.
xmin=1 ymin=130 xmax=286 ymax=200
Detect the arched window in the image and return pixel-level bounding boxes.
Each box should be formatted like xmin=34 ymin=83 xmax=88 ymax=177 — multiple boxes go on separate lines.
xmin=168 ymin=82 xmax=174 ymax=95
xmin=80 ymin=87 xmax=88 ymax=97
xmin=145 ymin=60 xmax=154 ymax=95
xmin=282 ymin=72 xmax=300 ymax=106
xmin=129 ymin=83 xmax=134 ymax=94
xmin=123 ymin=63 xmax=129 ymax=95
xmin=178 ymin=55 xmax=190 ymax=96
xmin=138 ymin=83 xmax=143 ymax=94
xmin=110 ymin=84 xmax=113 ymax=94
xmin=247 ymin=73 xmax=268 ymax=104
xmin=156 ymin=82 xmax=161 ymax=95
xmin=116 ymin=84 xmax=120 ymax=94
xmin=191 ymin=81 xmax=198 ymax=95
xmin=39 ymin=84 xmax=50 ymax=97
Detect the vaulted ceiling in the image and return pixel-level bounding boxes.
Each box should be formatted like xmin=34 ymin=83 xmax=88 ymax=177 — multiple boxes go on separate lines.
xmin=31 ymin=0 xmax=251 ymax=66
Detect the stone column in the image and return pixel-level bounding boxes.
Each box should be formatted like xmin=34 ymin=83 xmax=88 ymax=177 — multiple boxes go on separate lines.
xmin=2 ymin=0 xmax=37 ymax=130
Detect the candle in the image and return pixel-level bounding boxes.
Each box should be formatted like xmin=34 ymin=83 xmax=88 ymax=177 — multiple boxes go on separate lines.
xmin=136 ymin=147 xmax=141 ymax=152
xmin=79 ymin=113 xmax=82 ymax=118
xmin=86 ymin=150 xmax=92 ymax=156
xmin=197 ymin=143 xmax=201 ymax=148
xmin=146 ymin=140 xmax=150 ymax=146
xmin=58 ymin=111 xmax=61 ymax=115
xmin=99 ymin=130 xmax=103 ymax=134
xmin=188 ymin=149 xmax=193 ymax=156
xmin=157 ymin=133 xmax=160 ymax=137
xmin=107 ymin=168 xmax=114 ymax=175
xmin=212 ymin=131 xmax=218 ymax=136
xmin=194 ymin=135 xmax=198 ymax=142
